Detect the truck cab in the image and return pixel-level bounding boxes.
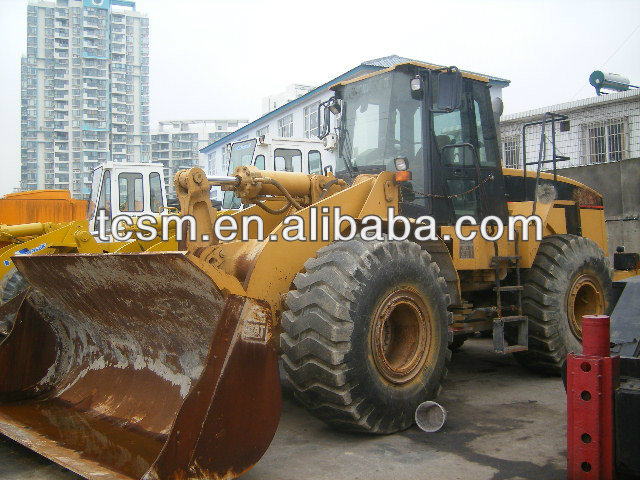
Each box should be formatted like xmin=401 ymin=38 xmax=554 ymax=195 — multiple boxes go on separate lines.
xmin=87 ymin=162 xmax=167 ymax=237
xmin=220 ymin=135 xmax=336 ymax=210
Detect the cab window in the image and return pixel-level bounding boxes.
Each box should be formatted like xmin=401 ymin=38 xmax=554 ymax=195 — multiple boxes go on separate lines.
xmin=149 ymin=172 xmax=164 ymax=213
xmin=254 ymin=154 xmax=265 ymax=170
xmin=118 ymin=172 xmax=144 ymax=212
xmin=472 ymin=82 xmax=499 ymax=167
xmin=308 ymin=150 xmax=322 ymax=174
xmin=274 ymin=148 xmax=302 ymax=172
xmin=433 ymin=110 xmax=473 ymax=166
xmin=97 ymin=170 xmax=111 ymax=228
xmin=88 ymin=166 xmax=103 ymax=220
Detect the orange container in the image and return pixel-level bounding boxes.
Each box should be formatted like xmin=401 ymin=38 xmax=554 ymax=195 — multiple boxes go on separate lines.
xmin=0 ymin=190 xmax=87 ymax=225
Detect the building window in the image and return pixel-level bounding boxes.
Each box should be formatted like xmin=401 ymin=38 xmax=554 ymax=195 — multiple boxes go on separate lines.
xmin=278 ymin=114 xmax=293 ymax=137
xmin=585 ymin=119 xmax=625 ymax=164
xmin=207 ymin=151 xmax=217 ymax=174
xmin=503 ymin=136 xmax=520 ymax=169
xmin=256 ymin=125 xmax=269 ymax=137
xmin=304 ymin=102 xmax=320 ymax=138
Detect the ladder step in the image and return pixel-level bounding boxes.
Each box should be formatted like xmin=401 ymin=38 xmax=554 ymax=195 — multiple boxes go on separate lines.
xmin=493 ymin=315 xmax=529 ymax=354
xmin=493 ymin=286 xmax=524 ymax=292
xmin=490 ymin=256 xmax=522 ymax=267
xmin=492 ymin=256 xmax=521 ymax=261
xmin=496 ymin=315 xmax=528 ymax=323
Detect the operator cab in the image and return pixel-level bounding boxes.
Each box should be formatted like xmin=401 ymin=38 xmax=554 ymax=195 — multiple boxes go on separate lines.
xmin=326 ymin=63 xmax=507 ymax=225
xmin=220 ymin=136 xmax=336 ymax=210
xmin=87 ymin=162 xmax=167 ymax=238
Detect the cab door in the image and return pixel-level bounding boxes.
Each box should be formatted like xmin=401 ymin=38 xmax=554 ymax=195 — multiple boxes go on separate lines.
xmin=430 ymin=78 xmax=507 ymax=225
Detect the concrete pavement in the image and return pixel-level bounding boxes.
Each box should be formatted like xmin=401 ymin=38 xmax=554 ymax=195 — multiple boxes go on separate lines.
xmin=0 ymin=338 xmax=567 ymax=480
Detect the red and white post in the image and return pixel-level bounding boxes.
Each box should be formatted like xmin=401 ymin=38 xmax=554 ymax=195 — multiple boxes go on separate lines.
xmin=567 ymin=315 xmax=620 ymax=479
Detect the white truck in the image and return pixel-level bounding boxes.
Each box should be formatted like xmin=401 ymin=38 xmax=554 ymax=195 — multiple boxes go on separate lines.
xmin=219 ymin=135 xmax=336 ymax=210
xmin=87 ymin=162 xmax=168 ymax=236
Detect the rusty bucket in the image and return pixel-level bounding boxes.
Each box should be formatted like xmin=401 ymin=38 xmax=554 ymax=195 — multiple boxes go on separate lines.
xmin=0 ymin=252 xmax=281 ymax=479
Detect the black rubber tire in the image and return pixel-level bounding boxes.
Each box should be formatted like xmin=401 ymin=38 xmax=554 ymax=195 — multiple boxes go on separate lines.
xmin=450 ymin=334 xmax=469 ymax=351
xmin=280 ymin=237 xmax=451 ymax=434
xmin=0 ymin=268 xmax=28 ymax=304
xmin=514 ymin=235 xmax=613 ymax=374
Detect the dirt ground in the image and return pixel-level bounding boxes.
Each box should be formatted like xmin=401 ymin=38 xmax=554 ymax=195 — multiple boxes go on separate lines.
xmin=0 ymin=337 xmax=567 ymax=480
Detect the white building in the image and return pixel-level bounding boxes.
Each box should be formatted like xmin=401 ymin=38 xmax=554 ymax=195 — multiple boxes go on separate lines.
xmin=499 ymin=89 xmax=640 ymax=170
xmin=21 ymin=0 xmax=150 ymax=198
xmin=261 ymin=84 xmax=315 ymax=115
xmin=151 ymin=119 xmax=248 ymax=197
xmin=201 ymin=55 xmax=510 ymax=179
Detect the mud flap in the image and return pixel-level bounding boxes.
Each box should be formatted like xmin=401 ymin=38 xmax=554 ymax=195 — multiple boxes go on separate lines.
xmin=0 ymin=252 xmax=281 ymax=480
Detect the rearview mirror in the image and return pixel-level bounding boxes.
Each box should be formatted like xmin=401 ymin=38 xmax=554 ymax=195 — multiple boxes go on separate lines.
xmin=433 ymin=68 xmax=462 ymax=112
xmin=318 ymin=97 xmax=340 ymax=139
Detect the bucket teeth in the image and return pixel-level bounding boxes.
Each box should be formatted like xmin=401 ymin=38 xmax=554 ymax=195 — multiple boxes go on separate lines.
xmin=0 ymin=252 xmax=281 ymax=479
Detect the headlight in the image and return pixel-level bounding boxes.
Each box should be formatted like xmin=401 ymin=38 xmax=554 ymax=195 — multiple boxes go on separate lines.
xmin=394 ymin=156 xmax=409 ymax=171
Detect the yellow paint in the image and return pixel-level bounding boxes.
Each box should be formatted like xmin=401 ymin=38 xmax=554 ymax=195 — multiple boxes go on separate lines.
xmin=331 ymin=61 xmax=489 ymax=90
xmin=580 ymin=208 xmax=608 ymax=253
xmin=502 ymin=168 xmax=602 ymax=197
xmin=244 ymin=175 xmax=380 ymax=311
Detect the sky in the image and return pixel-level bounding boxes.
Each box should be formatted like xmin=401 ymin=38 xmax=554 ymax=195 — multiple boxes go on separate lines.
xmin=0 ymin=0 xmax=639 ymax=196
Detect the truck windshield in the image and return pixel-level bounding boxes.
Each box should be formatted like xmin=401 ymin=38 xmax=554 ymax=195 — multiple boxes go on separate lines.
xmin=223 ymin=139 xmax=257 ymax=209
xmin=337 ymin=70 xmax=423 ymax=177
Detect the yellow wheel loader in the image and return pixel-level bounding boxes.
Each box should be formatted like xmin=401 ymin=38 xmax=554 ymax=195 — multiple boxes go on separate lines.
xmin=0 ymin=62 xmax=613 ymax=479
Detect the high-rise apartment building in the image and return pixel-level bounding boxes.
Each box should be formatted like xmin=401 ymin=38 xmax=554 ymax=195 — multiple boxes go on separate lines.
xmin=151 ymin=119 xmax=248 ymax=198
xmin=21 ymin=0 xmax=149 ymax=198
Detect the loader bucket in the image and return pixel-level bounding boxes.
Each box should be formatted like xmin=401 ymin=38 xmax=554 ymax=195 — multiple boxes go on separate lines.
xmin=0 ymin=252 xmax=281 ymax=480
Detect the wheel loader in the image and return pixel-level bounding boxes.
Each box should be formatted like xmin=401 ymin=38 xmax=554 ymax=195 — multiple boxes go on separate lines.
xmin=0 ymin=162 xmax=176 ymax=333
xmin=0 ymin=62 xmax=614 ymax=479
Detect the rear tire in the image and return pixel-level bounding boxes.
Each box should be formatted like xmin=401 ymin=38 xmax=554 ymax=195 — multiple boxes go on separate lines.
xmin=280 ymin=237 xmax=451 ymax=434
xmin=515 ymin=235 xmax=612 ymax=374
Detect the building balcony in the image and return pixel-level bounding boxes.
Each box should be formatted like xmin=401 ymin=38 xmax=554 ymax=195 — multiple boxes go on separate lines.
xmin=83 ymin=18 xmax=102 ymax=28
xmin=83 ymin=29 xmax=101 ymax=39
xmin=83 ymin=114 xmax=106 ymax=122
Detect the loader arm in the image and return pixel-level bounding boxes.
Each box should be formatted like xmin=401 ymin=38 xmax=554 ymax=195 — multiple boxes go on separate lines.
xmin=176 ymin=166 xmax=399 ymax=312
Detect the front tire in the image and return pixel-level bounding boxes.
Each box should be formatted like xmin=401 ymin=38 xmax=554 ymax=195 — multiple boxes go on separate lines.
xmin=515 ymin=235 xmax=612 ymax=374
xmin=0 ymin=268 xmax=28 ymax=305
xmin=280 ymin=237 xmax=451 ymax=434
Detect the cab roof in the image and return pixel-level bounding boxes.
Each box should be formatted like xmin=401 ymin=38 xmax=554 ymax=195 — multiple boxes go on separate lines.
xmin=331 ymin=61 xmax=489 ymax=90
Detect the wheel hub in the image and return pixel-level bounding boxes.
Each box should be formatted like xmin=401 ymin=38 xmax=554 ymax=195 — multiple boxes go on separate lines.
xmin=567 ymin=273 xmax=605 ymax=339
xmin=371 ymin=288 xmax=431 ymax=384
